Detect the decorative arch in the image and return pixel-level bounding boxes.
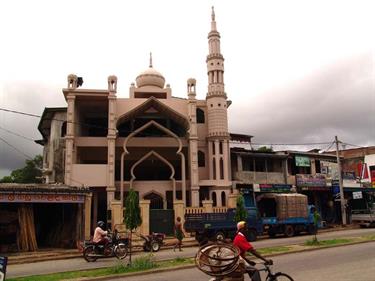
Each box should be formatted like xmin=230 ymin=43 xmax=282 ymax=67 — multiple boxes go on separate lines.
xmin=120 ymin=120 xmax=186 ymax=206
xmin=117 ymin=96 xmax=190 ymax=132
xmin=143 ymin=190 xmax=165 ymax=209
xmin=130 ymin=150 xmax=175 ymax=181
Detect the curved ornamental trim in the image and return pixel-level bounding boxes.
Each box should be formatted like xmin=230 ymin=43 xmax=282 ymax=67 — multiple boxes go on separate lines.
xmin=120 ymin=120 xmax=186 ymax=207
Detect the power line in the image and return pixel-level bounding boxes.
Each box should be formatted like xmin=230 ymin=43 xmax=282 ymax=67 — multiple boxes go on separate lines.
xmin=0 ymin=107 xmax=116 ymax=132
xmin=0 ymin=136 xmax=34 ymax=160
xmin=250 ymin=141 xmax=332 ymax=146
xmin=0 ymin=125 xmax=36 ymax=142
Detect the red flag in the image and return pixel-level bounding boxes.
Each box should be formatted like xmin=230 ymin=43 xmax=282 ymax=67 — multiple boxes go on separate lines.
xmin=361 ymin=163 xmax=369 ymax=179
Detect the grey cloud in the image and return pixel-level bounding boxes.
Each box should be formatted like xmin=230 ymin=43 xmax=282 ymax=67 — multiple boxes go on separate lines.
xmin=229 ymin=53 xmax=375 ymax=149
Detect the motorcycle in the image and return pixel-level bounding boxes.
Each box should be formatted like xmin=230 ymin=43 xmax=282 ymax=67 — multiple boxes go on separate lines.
xmin=140 ymin=232 xmax=165 ymax=252
xmin=83 ymin=229 xmax=129 ymax=262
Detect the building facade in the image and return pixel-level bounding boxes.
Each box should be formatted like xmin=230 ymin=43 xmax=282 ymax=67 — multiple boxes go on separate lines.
xmin=37 ymin=8 xmax=233 ymax=233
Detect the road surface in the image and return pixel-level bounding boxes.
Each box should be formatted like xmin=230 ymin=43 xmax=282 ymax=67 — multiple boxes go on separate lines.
xmin=110 ymin=241 xmax=375 ymax=281
xmin=7 ymin=228 xmax=375 ymax=278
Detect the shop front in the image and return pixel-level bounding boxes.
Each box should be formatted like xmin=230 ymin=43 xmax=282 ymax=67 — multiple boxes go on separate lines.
xmin=296 ymin=174 xmax=335 ymax=223
xmin=0 ymin=184 xmax=91 ymax=253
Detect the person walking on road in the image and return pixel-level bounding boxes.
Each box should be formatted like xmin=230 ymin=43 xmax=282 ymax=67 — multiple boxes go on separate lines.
xmin=173 ymin=216 xmax=184 ymax=251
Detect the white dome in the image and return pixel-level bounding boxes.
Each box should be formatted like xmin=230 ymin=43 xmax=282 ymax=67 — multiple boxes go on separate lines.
xmin=136 ymin=67 xmax=165 ymax=88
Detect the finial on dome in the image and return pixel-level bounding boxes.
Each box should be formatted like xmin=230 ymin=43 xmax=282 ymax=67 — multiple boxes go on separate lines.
xmin=149 ymin=52 xmax=153 ymax=68
xmin=211 ymin=6 xmax=215 ymax=21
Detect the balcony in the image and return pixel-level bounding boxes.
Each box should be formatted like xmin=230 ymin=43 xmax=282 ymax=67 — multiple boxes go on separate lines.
xmin=71 ymin=164 xmax=108 ymax=187
xmin=234 ymin=171 xmax=286 ymax=184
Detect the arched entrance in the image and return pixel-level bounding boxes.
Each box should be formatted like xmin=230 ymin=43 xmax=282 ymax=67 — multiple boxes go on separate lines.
xmin=144 ymin=192 xmax=163 ymax=209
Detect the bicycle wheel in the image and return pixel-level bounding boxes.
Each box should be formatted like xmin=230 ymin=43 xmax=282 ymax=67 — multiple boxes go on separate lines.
xmin=268 ymin=272 xmax=294 ymax=281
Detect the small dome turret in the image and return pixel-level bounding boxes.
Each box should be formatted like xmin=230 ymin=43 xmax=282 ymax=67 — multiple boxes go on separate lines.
xmin=136 ymin=53 xmax=165 ymax=88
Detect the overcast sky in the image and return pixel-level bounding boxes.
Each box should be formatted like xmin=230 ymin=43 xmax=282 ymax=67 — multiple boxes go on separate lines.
xmin=0 ymin=0 xmax=374 ymax=177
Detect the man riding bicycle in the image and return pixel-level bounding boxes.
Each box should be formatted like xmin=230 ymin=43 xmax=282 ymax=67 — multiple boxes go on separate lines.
xmin=233 ymin=221 xmax=273 ymax=281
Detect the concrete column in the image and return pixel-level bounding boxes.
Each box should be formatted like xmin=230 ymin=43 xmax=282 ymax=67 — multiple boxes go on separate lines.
xmin=180 ymin=153 xmax=186 ymax=205
xmin=311 ymin=159 xmax=316 ymax=175
xmin=228 ymin=194 xmax=238 ymax=209
xmin=223 ymin=140 xmax=229 ymax=181
xmin=64 ymin=95 xmax=75 ymax=186
xmin=202 ymin=200 xmax=213 ymax=213
xmin=215 ymin=140 xmax=220 ymax=180
xmin=283 ymin=159 xmax=288 ymax=184
xmin=92 ymin=192 xmax=98 ymax=230
xmin=191 ymin=187 xmax=200 ymax=207
xmin=110 ymin=200 xmax=123 ymax=230
xmin=173 ymin=200 xmax=185 ymax=228
xmin=139 ymin=200 xmax=150 ymax=235
xmin=208 ymin=140 xmax=213 ymax=179
xmin=84 ymin=193 xmax=92 ymax=240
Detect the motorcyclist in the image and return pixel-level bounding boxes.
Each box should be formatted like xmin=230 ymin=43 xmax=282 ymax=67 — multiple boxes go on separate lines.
xmin=233 ymin=221 xmax=273 ymax=281
xmin=93 ymin=221 xmax=109 ymax=246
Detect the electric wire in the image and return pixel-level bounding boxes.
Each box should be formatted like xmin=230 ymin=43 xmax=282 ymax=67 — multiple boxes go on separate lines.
xmin=0 ymin=136 xmax=34 ymax=160
xmin=0 ymin=125 xmax=36 ymax=142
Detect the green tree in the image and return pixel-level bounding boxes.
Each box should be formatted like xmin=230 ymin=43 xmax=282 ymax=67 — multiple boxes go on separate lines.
xmin=0 ymin=155 xmax=43 ymax=183
xmin=234 ymin=194 xmax=248 ymax=222
xmin=124 ymin=188 xmax=142 ymax=264
xmin=257 ymin=146 xmax=273 ymax=152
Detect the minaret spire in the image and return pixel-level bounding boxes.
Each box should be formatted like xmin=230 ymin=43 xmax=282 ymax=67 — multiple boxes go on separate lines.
xmin=211 ymin=6 xmax=217 ymax=31
xmin=149 ymin=52 xmax=153 ymax=68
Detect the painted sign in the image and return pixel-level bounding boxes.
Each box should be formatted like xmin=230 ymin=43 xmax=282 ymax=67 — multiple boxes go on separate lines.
xmin=259 ymin=184 xmax=292 ymax=193
xmin=320 ymin=160 xmax=339 ymax=180
xmin=295 ymin=156 xmax=310 ymax=167
xmin=0 ymin=256 xmax=7 ymax=281
xmin=352 ymin=191 xmax=363 ymax=199
xmin=296 ymin=174 xmax=326 ymax=187
xmin=0 ymin=193 xmax=85 ymax=203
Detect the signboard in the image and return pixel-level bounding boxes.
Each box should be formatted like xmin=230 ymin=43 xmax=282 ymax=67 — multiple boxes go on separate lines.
xmin=295 ymin=156 xmax=310 ymax=167
xmin=0 ymin=193 xmax=85 ymax=203
xmin=296 ymin=174 xmax=326 ymax=187
xmin=259 ymin=184 xmax=292 ymax=193
xmin=352 ymin=191 xmax=363 ymax=199
xmin=320 ymin=160 xmax=339 ymax=180
xmin=0 ymin=256 xmax=7 ymax=281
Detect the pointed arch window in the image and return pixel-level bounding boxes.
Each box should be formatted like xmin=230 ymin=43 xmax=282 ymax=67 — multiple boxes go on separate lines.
xmin=212 ymin=192 xmax=217 ymax=207
xmin=221 ymin=191 xmax=226 ymax=207
xmin=196 ymin=108 xmax=205 ymax=124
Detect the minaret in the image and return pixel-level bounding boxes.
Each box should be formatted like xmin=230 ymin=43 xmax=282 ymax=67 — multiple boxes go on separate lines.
xmin=206 ymin=7 xmax=230 ymax=184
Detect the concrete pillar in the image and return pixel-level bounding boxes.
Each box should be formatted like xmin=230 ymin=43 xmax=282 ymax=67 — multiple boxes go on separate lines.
xmin=110 ymin=200 xmax=123 ymax=230
xmin=215 ymin=140 xmax=220 ymax=180
xmin=64 ymin=95 xmax=75 ymax=185
xmin=202 ymin=200 xmax=213 ymax=213
xmin=191 ymin=187 xmax=200 ymax=207
xmin=84 ymin=193 xmax=92 ymax=240
xmin=223 ymin=140 xmax=229 ymax=181
xmin=139 ymin=200 xmax=150 ymax=235
xmin=228 ymin=194 xmax=238 ymax=209
xmin=173 ymin=200 xmax=185 ymax=228
xmin=208 ymin=140 xmax=213 ymax=179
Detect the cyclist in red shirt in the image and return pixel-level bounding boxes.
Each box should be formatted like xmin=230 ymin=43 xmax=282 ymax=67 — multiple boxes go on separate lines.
xmin=233 ymin=221 xmax=272 ymax=281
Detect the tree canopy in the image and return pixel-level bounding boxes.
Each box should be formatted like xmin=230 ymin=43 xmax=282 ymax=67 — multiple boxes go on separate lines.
xmin=0 ymin=155 xmax=43 ymax=183
xmin=234 ymin=194 xmax=248 ymax=222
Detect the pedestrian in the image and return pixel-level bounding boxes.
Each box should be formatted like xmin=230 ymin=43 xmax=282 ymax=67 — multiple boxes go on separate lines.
xmin=233 ymin=221 xmax=272 ymax=281
xmin=173 ymin=216 xmax=184 ymax=252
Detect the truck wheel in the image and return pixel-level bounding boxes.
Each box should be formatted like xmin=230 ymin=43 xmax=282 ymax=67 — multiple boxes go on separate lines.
xmin=215 ymin=231 xmax=225 ymax=241
xmin=284 ymin=225 xmax=295 ymax=237
xmin=247 ymin=229 xmax=257 ymax=242
xmin=268 ymin=228 xmax=276 ymax=238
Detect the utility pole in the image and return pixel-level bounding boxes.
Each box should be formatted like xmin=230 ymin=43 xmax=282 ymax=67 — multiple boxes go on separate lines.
xmin=335 ymin=136 xmax=347 ymax=225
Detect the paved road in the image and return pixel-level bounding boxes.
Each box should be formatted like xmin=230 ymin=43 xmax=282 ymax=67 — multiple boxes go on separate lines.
xmin=7 ymin=228 xmax=375 ymax=278
xmin=111 ymin=242 xmax=375 ymax=281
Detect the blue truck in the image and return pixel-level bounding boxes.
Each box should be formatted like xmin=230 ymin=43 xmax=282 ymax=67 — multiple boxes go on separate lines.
xmin=184 ymin=207 xmax=263 ymax=243
xmin=184 ymin=193 xmax=317 ymax=243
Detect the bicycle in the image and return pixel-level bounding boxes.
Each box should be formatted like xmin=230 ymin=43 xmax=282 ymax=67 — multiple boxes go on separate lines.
xmin=255 ymin=261 xmax=294 ymax=281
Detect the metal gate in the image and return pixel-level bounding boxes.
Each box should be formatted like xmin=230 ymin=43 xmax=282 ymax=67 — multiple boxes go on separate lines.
xmin=149 ymin=209 xmax=175 ymax=235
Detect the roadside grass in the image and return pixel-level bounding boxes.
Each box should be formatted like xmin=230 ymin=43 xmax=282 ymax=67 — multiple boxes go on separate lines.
xmin=258 ymin=246 xmax=292 ymax=255
xmin=304 ymin=238 xmax=352 ymax=246
xmin=7 ymin=235 xmax=375 ymax=281
xmin=6 ymin=256 xmax=193 ymax=281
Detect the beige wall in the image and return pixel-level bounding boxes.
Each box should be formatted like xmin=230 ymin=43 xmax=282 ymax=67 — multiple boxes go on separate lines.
xmin=235 ymin=171 xmax=286 ymax=184
xmin=71 ymin=164 xmax=108 ymax=186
